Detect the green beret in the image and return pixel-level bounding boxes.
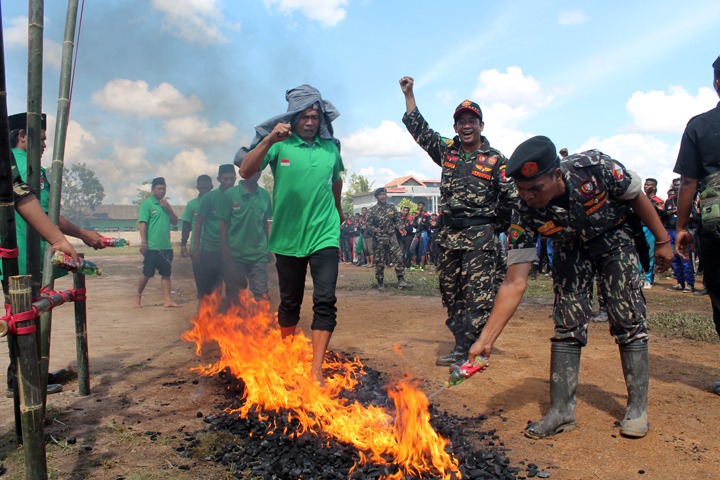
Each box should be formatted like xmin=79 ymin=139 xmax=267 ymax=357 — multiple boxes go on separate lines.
xmin=507 ymin=135 xmax=560 ymax=181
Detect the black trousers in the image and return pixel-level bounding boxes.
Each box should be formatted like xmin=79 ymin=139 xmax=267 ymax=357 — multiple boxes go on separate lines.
xmin=275 ymin=247 xmax=339 ymax=332
xmin=700 ymin=230 xmax=720 ymax=337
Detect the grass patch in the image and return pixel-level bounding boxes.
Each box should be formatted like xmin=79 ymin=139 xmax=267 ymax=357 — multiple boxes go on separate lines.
xmin=337 ymin=266 xmax=440 ymax=297
xmin=647 ymin=312 xmax=718 ymax=342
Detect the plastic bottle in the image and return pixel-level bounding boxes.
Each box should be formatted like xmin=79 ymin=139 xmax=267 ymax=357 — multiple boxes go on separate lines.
xmin=446 ymin=356 xmax=489 ymax=387
xmin=51 ymin=251 xmax=103 ymax=276
xmin=100 ymin=237 xmax=130 ymax=247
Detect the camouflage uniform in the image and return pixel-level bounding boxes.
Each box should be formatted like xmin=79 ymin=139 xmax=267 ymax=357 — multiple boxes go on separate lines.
xmin=366 ymin=200 xmax=405 ymax=285
xmin=403 ymin=108 xmax=515 ymax=340
xmin=507 ymin=150 xmax=646 ymax=346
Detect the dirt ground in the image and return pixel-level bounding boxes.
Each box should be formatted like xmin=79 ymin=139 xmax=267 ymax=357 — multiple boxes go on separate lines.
xmin=1 ymin=253 xmax=719 ymax=479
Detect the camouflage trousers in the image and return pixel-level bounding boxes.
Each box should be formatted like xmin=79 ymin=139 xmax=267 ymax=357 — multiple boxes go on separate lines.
xmin=438 ymin=237 xmax=505 ymax=341
xmin=552 ymin=234 xmax=647 ymax=346
xmin=373 ymin=235 xmax=405 ymax=283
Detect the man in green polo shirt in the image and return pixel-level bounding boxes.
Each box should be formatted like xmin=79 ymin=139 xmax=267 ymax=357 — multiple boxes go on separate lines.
xmin=224 ymin=169 xmax=272 ymax=303
xmin=8 ymin=112 xmax=105 ymax=278
xmin=135 ymin=177 xmax=180 ymax=308
xmin=181 ymin=174 xmax=213 ymax=298
xmin=239 ymin=87 xmax=344 ymax=387
xmin=192 ymin=165 xmax=234 ymax=299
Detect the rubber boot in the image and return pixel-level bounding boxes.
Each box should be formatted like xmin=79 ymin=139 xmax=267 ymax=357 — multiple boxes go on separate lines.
xmin=524 ymin=341 xmax=581 ymax=439
xmin=436 ymin=332 xmax=471 ymax=367
xmin=280 ymin=326 xmax=296 ymax=339
xmin=397 ymin=276 xmax=413 ymax=289
xmin=619 ymin=340 xmax=649 ymax=438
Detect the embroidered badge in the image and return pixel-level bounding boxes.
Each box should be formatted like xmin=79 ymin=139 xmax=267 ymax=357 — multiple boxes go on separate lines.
xmin=486 ymin=156 xmax=497 ymax=165
xmin=280 ymin=159 xmax=290 ymax=166
xmin=521 ymin=162 xmax=539 ymax=177
xmin=537 ymin=221 xmax=563 ymax=236
xmin=508 ymin=224 xmax=525 ymax=244
xmin=499 ymin=165 xmax=507 ymax=182
xmin=612 ymin=162 xmax=624 ymax=180
xmin=579 ymin=181 xmax=595 ymax=195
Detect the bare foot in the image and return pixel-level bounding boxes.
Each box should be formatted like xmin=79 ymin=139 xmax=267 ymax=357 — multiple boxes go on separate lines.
xmin=163 ymin=301 xmax=181 ymax=308
xmin=133 ymin=295 xmax=142 ymax=309
xmin=311 ymin=368 xmax=326 ymax=388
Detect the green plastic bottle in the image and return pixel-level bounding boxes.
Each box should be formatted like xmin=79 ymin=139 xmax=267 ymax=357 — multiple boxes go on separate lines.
xmin=446 ymin=356 xmax=488 ymax=387
xmin=51 ymin=251 xmax=103 ymax=276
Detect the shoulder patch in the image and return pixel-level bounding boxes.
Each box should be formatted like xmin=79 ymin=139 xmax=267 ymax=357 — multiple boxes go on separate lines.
xmin=508 ymin=224 xmax=525 ymax=244
xmin=442 ymin=137 xmax=455 ymax=147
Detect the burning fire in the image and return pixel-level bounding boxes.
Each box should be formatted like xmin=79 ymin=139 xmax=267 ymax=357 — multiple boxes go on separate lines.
xmin=182 ymin=292 xmax=461 ymax=479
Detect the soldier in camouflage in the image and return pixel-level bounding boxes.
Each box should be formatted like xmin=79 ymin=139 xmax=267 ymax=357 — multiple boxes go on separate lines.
xmin=365 ymin=187 xmax=412 ymax=291
xmin=399 ymin=76 xmax=516 ymax=369
xmin=467 ymin=136 xmax=674 ymax=439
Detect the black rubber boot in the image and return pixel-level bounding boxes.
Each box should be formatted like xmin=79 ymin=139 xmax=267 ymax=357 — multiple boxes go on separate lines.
xmin=436 ymin=333 xmax=471 ymax=366
xmin=619 ymin=340 xmax=649 ymax=438
xmin=397 ymin=276 xmax=413 ymax=289
xmin=524 ymin=341 xmax=581 ymax=439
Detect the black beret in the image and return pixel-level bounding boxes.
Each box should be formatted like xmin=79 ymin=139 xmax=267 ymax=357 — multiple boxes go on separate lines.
xmin=453 ymin=100 xmax=482 ymax=121
xmin=713 ymin=55 xmax=720 ymax=70
xmin=218 ymin=164 xmax=236 ymax=175
xmin=373 ymin=187 xmax=387 ymax=198
xmin=8 ymin=112 xmax=47 ymax=131
xmin=507 ymin=136 xmax=560 ymax=181
xmin=151 ymin=177 xmax=166 ymax=188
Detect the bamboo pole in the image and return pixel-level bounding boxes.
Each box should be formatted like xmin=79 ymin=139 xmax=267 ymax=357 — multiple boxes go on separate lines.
xmin=8 ymin=275 xmax=48 ymax=480
xmin=26 ymin=0 xmax=45 ymax=296
xmin=40 ymin=0 xmax=80 ymax=405
xmin=0 ymin=1 xmax=26 ymax=443
xmin=73 ymin=254 xmax=89 ymax=395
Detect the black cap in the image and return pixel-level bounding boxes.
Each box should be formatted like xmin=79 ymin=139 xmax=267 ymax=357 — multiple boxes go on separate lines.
xmin=713 ymin=55 xmax=720 ymax=70
xmin=218 ymin=164 xmax=235 ymax=175
xmin=8 ymin=112 xmax=47 ymax=131
xmin=453 ymin=100 xmax=482 ymax=121
xmin=373 ymin=187 xmax=387 ymax=198
xmin=151 ymin=177 xmax=166 ymax=188
xmin=507 ymin=136 xmax=560 ymax=181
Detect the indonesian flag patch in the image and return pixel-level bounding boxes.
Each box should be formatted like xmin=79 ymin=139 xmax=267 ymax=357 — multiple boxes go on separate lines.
xmin=280 ymin=158 xmax=290 ymax=166
xmin=612 ymin=162 xmax=624 ymax=180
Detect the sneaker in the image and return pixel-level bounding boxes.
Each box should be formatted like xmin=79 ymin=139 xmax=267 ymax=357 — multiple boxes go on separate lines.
xmin=667 ymin=284 xmax=685 ymax=291
xmin=643 ymin=281 xmax=652 ymax=290
xmin=694 ymin=288 xmax=708 ymax=296
xmin=683 ymin=285 xmax=695 ymax=293
xmin=6 ymin=383 xmax=62 ymax=398
xmin=592 ymin=310 xmax=608 ymax=323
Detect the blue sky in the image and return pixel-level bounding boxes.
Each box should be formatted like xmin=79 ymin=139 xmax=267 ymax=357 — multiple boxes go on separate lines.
xmin=3 ymin=0 xmax=719 ymax=204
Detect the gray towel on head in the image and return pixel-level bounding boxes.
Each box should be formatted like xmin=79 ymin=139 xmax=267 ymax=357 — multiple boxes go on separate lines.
xmin=234 ymin=85 xmax=341 ymax=166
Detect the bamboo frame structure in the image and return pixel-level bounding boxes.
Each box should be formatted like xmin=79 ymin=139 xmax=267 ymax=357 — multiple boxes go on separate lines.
xmin=73 ymin=253 xmax=89 ymax=395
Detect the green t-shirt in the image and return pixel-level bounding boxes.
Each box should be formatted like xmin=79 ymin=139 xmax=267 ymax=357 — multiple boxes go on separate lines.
xmin=182 ymin=195 xmax=202 ymax=249
xmin=197 ymin=187 xmax=231 ymax=252
xmin=138 ymin=196 xmax=173 ymax=250
xmin=225 ymin=182 xmax=272 ymax=263
xmin=12 ymin=147 xmax=56 ymax=277
xmin=261 ymin=134 xmax=344 ymax=257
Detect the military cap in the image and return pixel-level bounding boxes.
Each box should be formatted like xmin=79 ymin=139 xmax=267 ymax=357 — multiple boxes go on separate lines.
xmin=507 ymin=136 xmax=560 ymax=181
xmin=453 ymin=100 xmax=482 ymax=121
xmin=713 ymin=55 xmax=720 ymax=70
xmin=218 ymin=164 xmax=236 ymax=175
xmin=8 ymin=112 xmax=47 ymax=131
xmin=151 ymin=177 xmax=166 ymax=188
xmin=373 ymin=187 xmax=387 ymax=198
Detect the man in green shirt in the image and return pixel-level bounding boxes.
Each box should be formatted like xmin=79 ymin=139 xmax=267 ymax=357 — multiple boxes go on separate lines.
xmin=180 ymin=174 xmax=213 ymax=298
xmin=135 ymin=177 xmax=180 ymax=308
xmin=240 ymin=91 xmax=344 ymax=387
xmin=224 ymin=170 xmax=272 ymax=303
xmin=8 ymin=113 xmax=105 ymax=277
xmin=192 ymin=165 xmax=234 ymax=299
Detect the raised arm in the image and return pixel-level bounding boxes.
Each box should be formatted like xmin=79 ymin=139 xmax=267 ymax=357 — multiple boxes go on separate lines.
xmin=399 ymin=76 xmax=417 ymax=114
xmin=239 ymin=123 xmax=292 ymax=179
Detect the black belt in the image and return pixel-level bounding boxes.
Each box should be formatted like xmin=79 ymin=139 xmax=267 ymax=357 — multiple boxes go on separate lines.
xmin=443 ymin=216 xmax=494 ymax=228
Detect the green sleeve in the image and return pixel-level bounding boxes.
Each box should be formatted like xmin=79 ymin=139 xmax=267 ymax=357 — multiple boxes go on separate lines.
xmin=137 ymin=200 xmax=150 ymax=223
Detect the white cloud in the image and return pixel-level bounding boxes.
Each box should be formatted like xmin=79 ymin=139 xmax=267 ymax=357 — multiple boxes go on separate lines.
xmin=262 ymin=0 xmax=348 ymax=27
xmin=154 ymin=148 xmax=220 ymax=203
xmin=472 ymin=67 xmax=553 ymax=128
xmin=341 ymin=120 xmax=426 ymax=159
xmin=151 ymin=0 xmax=231 ymax=45
xmin=577 ymin=133 xmax=680 ymax=193
xmin=4 ymin=16 xmax=63 ymax=68
xmin=92 ymin=79 xmax=202 ymax=117
xmin=626 ymin=86 xmax=717 ymax=134
xmin=558 ymin=10 xmax=589 ymax=26
xmin=161 ymin=116 xmax=237 ymax=147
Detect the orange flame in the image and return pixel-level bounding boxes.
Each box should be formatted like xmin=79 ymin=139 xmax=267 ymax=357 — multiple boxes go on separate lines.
xmin=182 ymin=291 xmax=461 ymax=479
